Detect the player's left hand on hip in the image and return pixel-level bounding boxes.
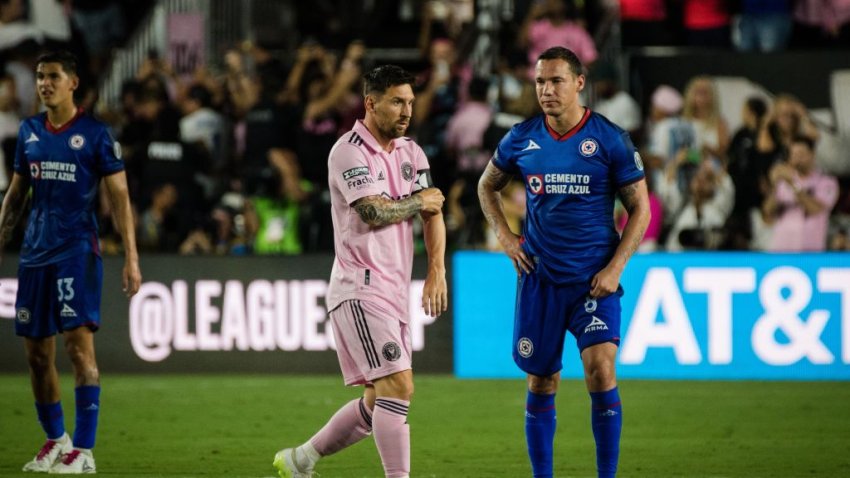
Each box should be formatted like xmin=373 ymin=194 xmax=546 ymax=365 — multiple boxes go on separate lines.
xmin=590 ymin=269 xmax=619 ymax=298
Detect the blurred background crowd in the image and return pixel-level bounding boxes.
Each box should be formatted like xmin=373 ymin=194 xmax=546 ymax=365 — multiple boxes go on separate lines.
xmin=1 ymin=0 xmax=849 ymax=256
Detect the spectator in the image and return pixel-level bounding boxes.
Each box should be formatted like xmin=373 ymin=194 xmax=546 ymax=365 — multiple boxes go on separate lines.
xmin=725 ymin=96 xmax=769 ymax=249
xmin=492 ymin=50 xmax=538 ymax=121
xmin=244 ymin=149 xmax=309 ymax=255
xmin=618 ymin=0 xmax=674 ymax=47
xmin=0 ymin=0 xmax=44 ymax=51
xmin=413 ymin=37 xmax=471 ymax=188
xmin=137 ymin=183 xmax=179 ymax=252
xmin=180 ymin=84 xmax=228 ymax=171
xmin=682 ymin=0 xmax=732 ymax=48
xmin=444 ymin=76 xmax=492 ymax=247
xmin=519 ymin=0 xmax=598 ymax=76
xmin=590 ymin=61 xmax=641 ymax=136
xmin=755 ymin=94 xmax=820 ymax=169
xmin=661 ymin=160 xmax=735 ymax=251
xmin=69 ymin=0 xmax=125 ymax=76
xmin=0 ymin=74 xmax=18 ymax=191
xmin=286 ymin=41 xmax=364 ymax=252
xmin=763 ymin=136 xmax=839 ymax=251
xmin=733 ymin=0 xmax=793 ymax=52
xmin=240 ymin=71 xmax=299 ymax=196
xmin=682 ymin=76 xmax=729 ymax=165
xmin=4 ymin=39 xmax=40 ymax=118
xmin=646 ymin=85 xmax=696 ymax=194
xmin=792 ymin=0 xmax=850 ymax=48
xmin=445 ymin=76 xmax=492 ymax=178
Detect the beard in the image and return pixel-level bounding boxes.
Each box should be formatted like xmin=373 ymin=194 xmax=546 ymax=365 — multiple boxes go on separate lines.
xmin=379 ymin=119 xmax=408 ymax=139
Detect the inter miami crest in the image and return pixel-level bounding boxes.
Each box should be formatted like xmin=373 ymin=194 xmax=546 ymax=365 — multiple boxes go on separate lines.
xmin=401 ymin=161 xmax=414 ymax=182
xmin=382 ymin=342 xmax=402 ymax=361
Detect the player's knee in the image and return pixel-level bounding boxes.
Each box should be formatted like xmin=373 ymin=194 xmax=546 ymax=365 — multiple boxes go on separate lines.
xmin=25 ymin=350 xmax=53 ymax=376
xmin=585 ymin=364 xmax=616 ymax=391
xmin=527 ymin=374 xmax=558 ymax=394
xmin=64 ymin=346 xmax=99 ymax=384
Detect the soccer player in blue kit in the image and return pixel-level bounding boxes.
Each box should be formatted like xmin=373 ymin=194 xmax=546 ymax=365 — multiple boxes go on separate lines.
xmin=478 ymin=47 xmax=650 ymax=478
xmin=0 ymin=51 xmax=141 ymax=474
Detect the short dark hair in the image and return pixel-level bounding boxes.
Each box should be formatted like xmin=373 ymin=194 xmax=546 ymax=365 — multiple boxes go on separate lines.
xmin=537 ymin=46 xmax=583 ymax=78
xmin=791 ymin=135 xmax=816 ymax=151
xmin=746 ymin=96 xmax=768 ymax=122
xmin=36 ymin=50 xmax=78 ymax=76
xmin=187 ymin=84 xmax=213 ymax=108
xmin=363 ymin=65 xmax=415 ymax=97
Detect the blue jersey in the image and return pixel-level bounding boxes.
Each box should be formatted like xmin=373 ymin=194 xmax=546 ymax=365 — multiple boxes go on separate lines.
xmin=14 ymin=110 xmax=124 ymax=266
xmin=492 ymin=109 xmax=644 ymax=285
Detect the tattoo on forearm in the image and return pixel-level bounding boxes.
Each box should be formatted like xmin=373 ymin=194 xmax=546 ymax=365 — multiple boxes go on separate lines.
xmin=355 ymin=195 xmax=423 ymax=226
xmin=618 ymin=182 xmax=639 ymax=211
xmin=0 ymin=207 xmax=24 ymax=250
xmin=478 ymin=166 xmax=513 ymax=234
xmin=616 ymin=181 xmax=648 ymax=264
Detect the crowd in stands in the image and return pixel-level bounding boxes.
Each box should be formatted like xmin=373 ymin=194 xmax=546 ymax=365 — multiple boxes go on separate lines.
xmin=1 ymin=0 xmax=849 ymax=256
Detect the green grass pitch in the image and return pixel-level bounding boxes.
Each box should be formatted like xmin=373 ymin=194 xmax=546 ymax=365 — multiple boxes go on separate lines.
xmin=1 ymin=375 xmax=849 ymax=477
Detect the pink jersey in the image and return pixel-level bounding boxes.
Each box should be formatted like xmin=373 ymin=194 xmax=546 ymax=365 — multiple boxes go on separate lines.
xmin=769 ymin=170 xmax=839 ymax=252
xmin=326 ymin=120 xmax=431 ymax=321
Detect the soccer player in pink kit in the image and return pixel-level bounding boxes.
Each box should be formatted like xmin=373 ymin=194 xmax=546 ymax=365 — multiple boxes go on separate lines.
xmin=273 ymin=65 xmax=447 ymax=478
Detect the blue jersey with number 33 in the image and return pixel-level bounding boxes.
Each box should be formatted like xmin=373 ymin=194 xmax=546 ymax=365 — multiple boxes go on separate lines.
xmin=492 ymin=109 xmax=644 ymax=286
xmin=14 ymin=110 xmax=124 ymax=266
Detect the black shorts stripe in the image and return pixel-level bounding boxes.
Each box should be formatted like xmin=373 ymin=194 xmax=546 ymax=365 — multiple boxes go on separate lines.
xmin=358 ymin=398 xmax=373 ymax=428
xmin=354 ymin=301 xmax=381 ymax=368
xmin=375 ymin=399 xmax=409 ymax=416
xmin=350 ymin=302 xmax=377 ymax=369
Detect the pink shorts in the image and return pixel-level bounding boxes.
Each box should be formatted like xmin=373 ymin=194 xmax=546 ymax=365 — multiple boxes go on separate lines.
xmin=329 ymin=300 xmax=412 ymax=386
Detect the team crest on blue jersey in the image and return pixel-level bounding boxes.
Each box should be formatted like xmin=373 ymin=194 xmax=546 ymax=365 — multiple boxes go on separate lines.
xmin=16 ymin=308 xmax=31 ymax=324
xmin=634 ymin=151 xmax=644 ymax=171
xmin=517 ymin=337 xmax=534 ymax=358
xmin=30 ymin=163 xmax=40 ymax=179
xmin=114 ymin=141 xmax=123 ymax=160
xmin=579 ymin=138 xmax=598 ymax=157
xmin=527 ymin=175 xmax=544 ymax=195
xmin=584 ymin=296 xmax=598 ymax=313
xmin=69 ymin=134 xmax=85 ymax=150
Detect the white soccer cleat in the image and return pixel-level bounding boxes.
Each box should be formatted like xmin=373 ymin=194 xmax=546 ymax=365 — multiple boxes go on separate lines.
xmin=48 ymin=449 xmax=96 ymax=474
xmin=22 ymin=433 xmax=73 ymax=472
xmin=273 ymin=448 xmax=313 ymax=478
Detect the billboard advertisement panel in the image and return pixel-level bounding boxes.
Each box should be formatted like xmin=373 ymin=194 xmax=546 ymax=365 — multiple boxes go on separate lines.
xmin=454 ymin=252 xmax=850 ymax=380
xmin=0 ymin=255 xmax=452 ymax=374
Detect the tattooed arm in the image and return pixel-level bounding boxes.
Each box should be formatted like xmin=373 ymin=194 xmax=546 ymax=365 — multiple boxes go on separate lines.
xmin=590 ymin=178 xmax=651 ymax=297
xmin=353 ymin=187 xmax=445 ymax=228
xmin=0 ymin=173 xmax=31 ymax=256
xmin=478 ymin=161 xmax=533 ymax=274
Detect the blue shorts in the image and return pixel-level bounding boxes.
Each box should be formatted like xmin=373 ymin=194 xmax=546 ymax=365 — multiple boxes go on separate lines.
xmin=513 ymin=270 xmax=622 ymax=377
xmin=15 ymin=254 xmax=103 ymax=338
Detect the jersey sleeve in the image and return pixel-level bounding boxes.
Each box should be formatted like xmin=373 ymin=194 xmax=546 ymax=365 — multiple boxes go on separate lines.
xmin=96 ymin=127 xmax=125 ymax=175
xmin=491 ymin=128 xmax=519 ymax=175
xmin=412 ymin=143 xmax=434 ymax=193
xmin=610 ymin=130 xmax=645 ymax=187
xmin=329 ymin=143 xmax=382 ymax=205
xmin=13 ymin=125 xmax=27 ymax=176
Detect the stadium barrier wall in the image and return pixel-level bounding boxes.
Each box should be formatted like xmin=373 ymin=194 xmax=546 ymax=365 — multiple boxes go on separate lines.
xmin=0 ymin=255 xmax=453 ymax=374
xmin=454 ymin=251 xmax=850 ymax=380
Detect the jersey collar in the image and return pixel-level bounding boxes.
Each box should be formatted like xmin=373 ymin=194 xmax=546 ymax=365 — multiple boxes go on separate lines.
xmin=544 ymin=107 xmax=590 ymax=141
xmin=44 ymin=107 xmax=84 ymax=134
xmin=354 ymin=119 xmax=406 ymax=154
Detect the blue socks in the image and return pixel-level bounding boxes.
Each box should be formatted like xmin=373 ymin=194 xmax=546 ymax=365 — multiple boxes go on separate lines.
xmin=590 ymin=387 xmax=622 ymax=478
xmin=35 ymin=401 xmax=65 ymax=439
xmin=525 ymin=391 xmax=556 ymax=478
xmin=73 ymin=386 xmax=100 ymax=449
